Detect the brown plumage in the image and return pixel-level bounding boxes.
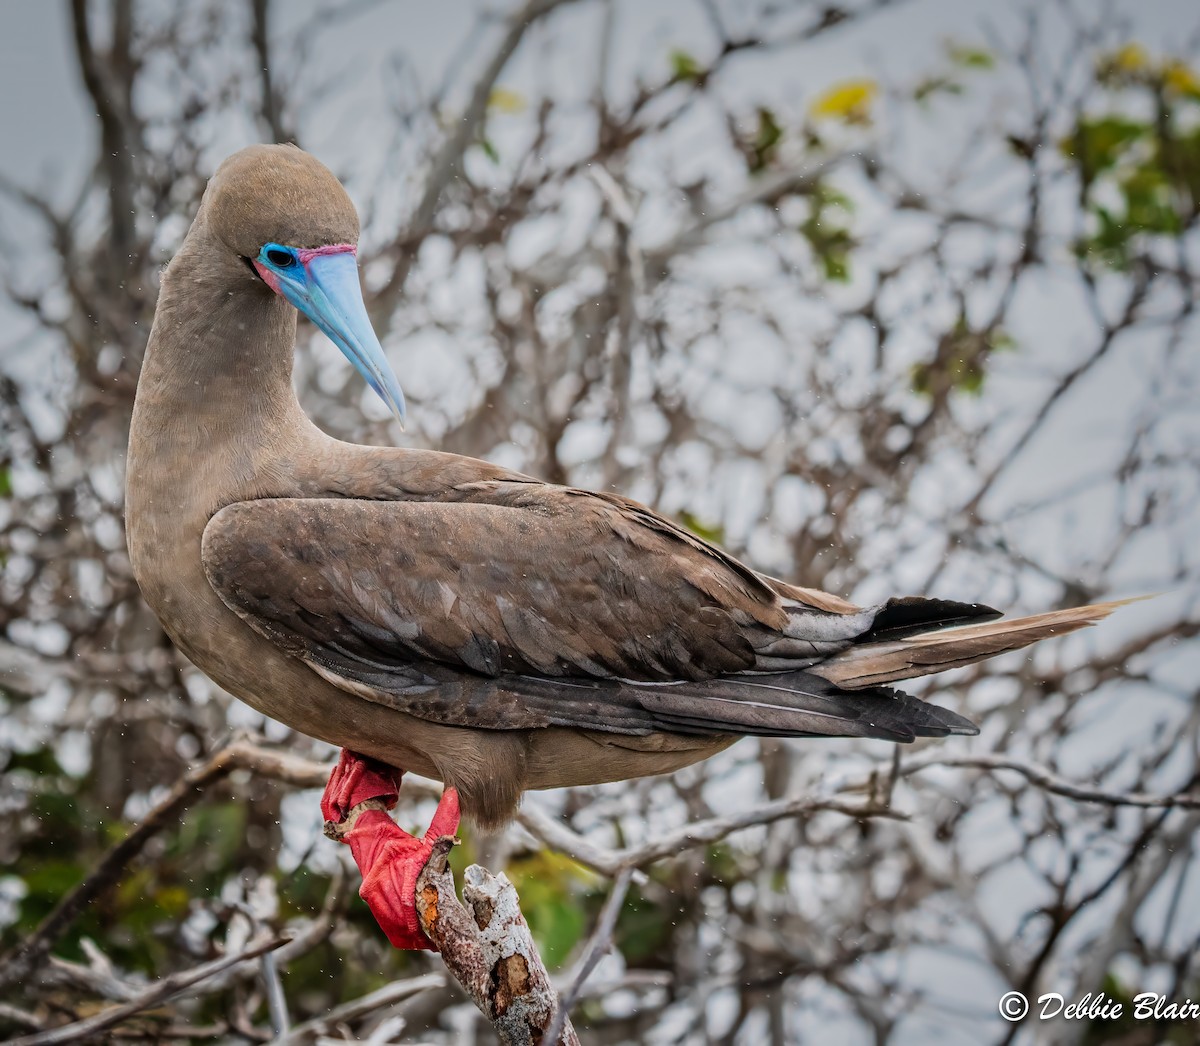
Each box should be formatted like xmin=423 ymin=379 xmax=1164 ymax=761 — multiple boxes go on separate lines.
xmin=127 ymin=145 xmax=1129 ymax=828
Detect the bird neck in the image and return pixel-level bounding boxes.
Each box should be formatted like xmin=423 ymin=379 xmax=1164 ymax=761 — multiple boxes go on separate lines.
xmin=128 ymin=224 xmax=311 ymax=514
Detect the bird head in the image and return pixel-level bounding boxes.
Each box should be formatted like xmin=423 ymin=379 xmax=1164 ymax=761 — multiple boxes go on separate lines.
xmin=203 ymin=144 xmax=406 ymax=427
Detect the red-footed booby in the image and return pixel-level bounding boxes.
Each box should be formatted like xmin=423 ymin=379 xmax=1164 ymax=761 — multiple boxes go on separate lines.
xmin=127 ymin=144 xmax=1130 ymax=950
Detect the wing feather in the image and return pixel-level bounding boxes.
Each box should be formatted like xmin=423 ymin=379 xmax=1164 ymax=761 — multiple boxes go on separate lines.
xmin=201 ymin=492 xmax=990 ymax=741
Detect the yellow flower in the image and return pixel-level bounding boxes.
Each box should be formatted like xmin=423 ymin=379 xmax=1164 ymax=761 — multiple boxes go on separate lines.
xmin=487 ymin=87 xmax=526 ymax=114
xmin=1112 ymin=43 xmax=1149 ymax=72
xmin=1164 ymin=60 xmax=1200 ymax=98
xmin=809 ymin=79 xmax=879 ymax=123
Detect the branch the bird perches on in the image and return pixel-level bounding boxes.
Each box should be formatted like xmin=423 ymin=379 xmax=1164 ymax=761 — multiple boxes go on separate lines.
xmin=416 ymin=839 xmax=579 ymax=1046
xmin=315 ymin=749 xmax=642 ymax=1045
xmin=321 ymin=764 xmax=578 ymax=1043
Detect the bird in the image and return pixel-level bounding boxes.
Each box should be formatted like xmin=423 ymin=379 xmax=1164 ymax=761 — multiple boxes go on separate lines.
xmin=126 ymin=143 xmax=1130 ymax=950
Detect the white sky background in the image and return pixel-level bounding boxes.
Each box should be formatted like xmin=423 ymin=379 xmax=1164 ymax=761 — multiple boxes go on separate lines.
xmin=1 ymin=2 xmax=1199 ymax=1043
xmin=2 ymin=0 xmax=1195 ymax=565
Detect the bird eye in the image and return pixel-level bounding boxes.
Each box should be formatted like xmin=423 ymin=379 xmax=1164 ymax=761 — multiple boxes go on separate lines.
xmin=265 ymin=247 xmax=295 ymax=268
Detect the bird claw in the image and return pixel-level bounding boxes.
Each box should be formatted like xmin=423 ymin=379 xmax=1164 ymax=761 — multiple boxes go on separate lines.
xmin=320 ymin=748 xmax=402 ymax=823
xmin=321 ymin=750 xmax=460 ymax=951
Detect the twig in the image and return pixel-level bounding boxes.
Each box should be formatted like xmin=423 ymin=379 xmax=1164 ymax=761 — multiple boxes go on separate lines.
xmin=642 ymin=152 xmax=862 ymax=267
xmin=544 ymin=866 xmax=635 ymax=1043
xmin=0 ymin=637 xmax=83 ymax=697
xmin=415 ymin=838 xmax=580 ymax=1045
xmin=0 ymin=742 xmax=247 ymax=986
xmin=68 ymin=0 xmax=137 ymax=273
xmin=251 ymin=0 xmax=291 ymax=142
xmin=515 ymin=804 xmax=635 ymax=878
xmin=513 ymin=755 xmax=1199 ymax=886
xmin=261 ymin=950 xmax=289 ymax=1037
xmin=0 ymin=1003 xmax=42 ymax=1031
xmin=901 ymin=755 xmax=1200 ymax=810
xmin=518 ymin=796 xmax=902 ymax=877
xmin=0 ymin=739 xmax=333 ymax=988
xmin=270 ymin=973 xmax=445 ymax=1045
xmin=5 ymin=935 xmax=287 ymax=1046
xmin=37 ymin=870 xmax=347 ymax=1024
xmin=371 ymin=0 xmax=577 ymax=322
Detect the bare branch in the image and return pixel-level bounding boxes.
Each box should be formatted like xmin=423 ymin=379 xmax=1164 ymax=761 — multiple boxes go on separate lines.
xmin=68 ymin=0 xmax=138 ymax=275
xmin=544 ymin=866 xmax=635 ymax=1043
xmin=518 ymin=795 xmax=903 ymax=877
xmin=251 ymin=0 xmax=292 ymax=142
xmin=6 ymin=934 xmax=287 ymax=1046
xmin=273 ymin=972 xmax=446 ymax=1044
xmin=0 ymin=740 xmax=248 ymax=987
xmin=901 ymin=754 xmax=1200 ymax=810
xmin=0 ymin=738 xmax=338 ymax=988
xmin=643 ymin=152 xmax=862 ymax=269
xmin=370 ymin=0 xmax=577 ymax=324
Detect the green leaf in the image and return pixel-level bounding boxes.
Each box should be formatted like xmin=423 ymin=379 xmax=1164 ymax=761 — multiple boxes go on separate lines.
xmin=678 ymin=510 xmax=724 ymax=544
xmin=1061 ymin=116 xmax=1147 ymax=188
xmin=946 ymin=44 xmax=994 ymax=69
xmin=279 ymin=866 xmax=335 ymax=918
xmin=173 ymin=801 xmax=247 ymax=873
xmin=1081 ymin=972 xmax=1139 ymax=1043
xmin=988 ymin=329 xmax=1017 ymax=352
xmin=822 ymin=251 xmax=849 ymax=282
xmin=1120 ymin=165 xmax=1181 ymax=235
xmin=506 ymin=851 xmax=600 ymax=967
xmin=22 ymin=858 xmax=87 ymax=902
xmin=5 ymin=745 xmax=64 ymax=775
xmin=669 ymin=49 xmax=704 ymax=84
xmin=799 ymin=181 xmax=855 ymax=283
xmin=749 ymin=106 xmax=783 ymax=172
xmin=913 ymin=76 xmax=963 ymax=103
xmin=479 ymin=138 xmax=500 ymax=164
xmin=615 ymin=882 xmax=689 ymax=963
xmin=0 ymin=468 xmax=11 ymax=498
xmin=813 ymin=182 xmax=854 ymax=213
xmin=1172 ymin=127 xmax=1200 ymax=207
xmin=911 ymin=317 xmax=1003 ymax=397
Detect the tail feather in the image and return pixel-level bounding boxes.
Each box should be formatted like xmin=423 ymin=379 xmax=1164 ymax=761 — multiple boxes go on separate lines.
xmin=858 ymin=596 xmax=1002 ymax=642
xmin=811 ymin=597 xmax=1144 ymax=689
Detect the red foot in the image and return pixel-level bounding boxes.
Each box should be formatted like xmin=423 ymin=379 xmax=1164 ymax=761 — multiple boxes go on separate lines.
xmin=321 ymin=750 xmax=460 ymax=951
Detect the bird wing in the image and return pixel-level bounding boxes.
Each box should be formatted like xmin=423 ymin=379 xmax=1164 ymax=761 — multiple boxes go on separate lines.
xmin=201 ymin=488 xmax=994 ymax=740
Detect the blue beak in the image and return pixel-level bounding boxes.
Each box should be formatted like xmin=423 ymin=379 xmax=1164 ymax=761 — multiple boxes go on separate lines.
xmin=274 ymin=250 xmax=406 ymax=428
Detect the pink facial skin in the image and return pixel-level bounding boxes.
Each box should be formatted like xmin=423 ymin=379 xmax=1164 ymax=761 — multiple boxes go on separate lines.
xmin=296 ymin=243 xmax=356 ymax=264
xmin=251 ymin=261 xmax=282 ymax=292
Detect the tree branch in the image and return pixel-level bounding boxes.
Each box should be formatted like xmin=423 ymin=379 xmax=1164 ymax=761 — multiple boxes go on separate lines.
xmin=0 ymin=739 xmax=333 ymax=988
xmin=416 ymin=838 xmax=579 ymax=1045
xmin=518 ymin=795 xmax=904 ymax=877
xmin=544 ymin=866 xmax=635 ymax=1043
xmin=250 ymin=0 xmax=291 ymax=142
xmin=274 ymin=972 xmax=446 ymax=1044
xmin=5 ymin=934 xmax=287 ymax=1046
xmin=901 ymin=754 xmax=1200 ymax=810
xmin=370 ymin=0 xmax=576 ymax=325
xmin=69 ymin=0 xmax=137 ymax=275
